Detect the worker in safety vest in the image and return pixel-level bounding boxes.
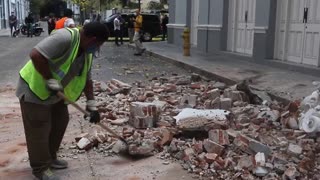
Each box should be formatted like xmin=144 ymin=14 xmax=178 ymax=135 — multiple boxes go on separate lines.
xmin=55 ymin=8 xmax=75 ymax=29
xmin=16 ymin=22 xmax=109 ymax=180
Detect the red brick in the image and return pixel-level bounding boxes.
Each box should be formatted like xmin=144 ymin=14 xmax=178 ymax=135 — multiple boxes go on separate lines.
xmin=164 ymin=83 xmax=177 ymax=92
xmin=190 ymin=83 xmax=201 ymax=89
xmin=204 ymin=153 xmax=218 ymax=163
xmin=183 ymin=148 xmax=195 ymax=161
xmin=203 ymin=139 xmax=225 ymax=155
xmin=158 ymin=128 xmax=173 ymax=146
xmin=208 ymin=129 xmax=230 ymax=145
xmin=193 ymin=141 xmax=204 ymax=154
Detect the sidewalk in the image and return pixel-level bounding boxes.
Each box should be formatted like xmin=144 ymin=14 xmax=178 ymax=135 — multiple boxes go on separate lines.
xmin=141 ymin=42 xmax=320 ymax=101
xmin=0 ymin=29 xmax=10 ymax=37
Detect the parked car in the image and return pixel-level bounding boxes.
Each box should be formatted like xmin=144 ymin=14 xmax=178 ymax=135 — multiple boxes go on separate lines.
xmin=103 ymin=13 xmax=161 ymax=41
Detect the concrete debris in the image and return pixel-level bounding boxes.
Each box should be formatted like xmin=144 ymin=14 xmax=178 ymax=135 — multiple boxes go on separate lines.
xmin=255 ymin=152 xmax=266 ymax=166
xmin=253 ymin=166 xmax=268 ymax=177
xmin=68 ymin=75 xmax=320 ymax=179
xmin=287 ymin=143 xmax=302 ymax=156
xmin=112 ymin=140 xmax=127 ymax=153
xmin=284 ymin=166 xmax=300 ymax=180
xmin=257 ymin=109 xmax=280 ymax=122
xmin=77 ymin=138 xmax=92 ymax=150
xmin=180 ymin=94 xmax=197 ymax=108
xmin=108 ymin=118 xmax=129 ymax=125
xmin=174 ymin=108 xmax=230 ymax=131
xmin=129 ymin=101 xmax=167 ymax=129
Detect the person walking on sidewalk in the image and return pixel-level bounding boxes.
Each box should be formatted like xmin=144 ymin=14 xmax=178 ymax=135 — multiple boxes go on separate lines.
xmin=133 ymin=9 xmax=145 ymax=56
xmin=127 ymin=15 xmax=135 ymax=44
xmin=114 ymin=14 xmax=122 ymax=46
xmin=16 ymin=22 xmax=109 ymax=180
xmin=9 ymin=12 xmax=17 ymax=37
xmin=161 ymin=14 xmax=168 ymax=41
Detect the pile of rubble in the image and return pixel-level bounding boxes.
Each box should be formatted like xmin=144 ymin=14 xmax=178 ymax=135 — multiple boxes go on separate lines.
xmin=72 ymin=75 xmax=320 ymax=179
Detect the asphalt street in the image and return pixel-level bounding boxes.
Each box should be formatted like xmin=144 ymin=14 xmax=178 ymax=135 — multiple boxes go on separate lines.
xmin=0 ymin=29 xmax=189 ymax=87
xmin=0 ymin=35 xmax=43 ymax=87
xmin=0 ymin=28 xmax=195 ymax=180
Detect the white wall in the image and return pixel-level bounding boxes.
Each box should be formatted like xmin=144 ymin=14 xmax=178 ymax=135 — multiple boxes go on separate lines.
xmin=0 ymin=0 xmax=29 ymax=29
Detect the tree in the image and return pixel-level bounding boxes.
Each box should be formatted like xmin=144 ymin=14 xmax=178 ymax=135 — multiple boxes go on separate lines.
xmin=147 ymin=1 xmax=163 ymax=10
xmin=159 ymin=0 xmax=168 ymax=4
xmin=30 ymin=0 xmax=48 ymax=15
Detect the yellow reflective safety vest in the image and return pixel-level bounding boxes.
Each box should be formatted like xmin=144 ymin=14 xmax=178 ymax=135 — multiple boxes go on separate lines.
xmin=19 ymin=28 xmax=93 ymax=102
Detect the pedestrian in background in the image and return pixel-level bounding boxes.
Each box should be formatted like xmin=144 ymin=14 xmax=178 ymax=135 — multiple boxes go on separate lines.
xmin=127 ymin=15 xmax=135 ymax=44
xmin=119 ymin=15 xmax=124 ymax=45
xmin=9 ymin=12 xmax=17 ymax=37
xmin=161 ymin=14 xmax=169 ymax=41
xmin=25 ymin=13 xmax=34 ymax=38
xmin=47 ymin=14 xmax=56 ymax=35
xmin=114 ymin=14 xmax=121 ymax=46
xmin=133 ymin=9 xmax=145 ymax=56
xmin=55 ymin=9 xmax=75 ymax=29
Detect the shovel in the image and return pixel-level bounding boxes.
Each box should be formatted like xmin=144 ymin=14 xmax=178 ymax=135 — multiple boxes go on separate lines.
xmin=56 ymin=92 xmax=129 ymax=149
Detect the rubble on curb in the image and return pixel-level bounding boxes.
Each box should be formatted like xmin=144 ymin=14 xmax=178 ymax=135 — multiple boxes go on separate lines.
xmin=69 ymin=77 xmax=320 ymax=178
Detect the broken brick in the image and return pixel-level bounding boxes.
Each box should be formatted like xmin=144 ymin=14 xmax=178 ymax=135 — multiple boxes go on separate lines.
xmin=164 ymin=83 xmax=177 ymax=92
xmin=180 ymin=94 xmax=197 ymax=108
xmin=77 ymin=137 xmax=92 ymax=150
xmin=193 ymin=141 xmax=204 ymax=154
xmin=234 ymin=134 xmax=271 ymax=156
xmin=288 ymin=101 xmax=300 ymax=113
xmin=204 ymin=153 xmax=218 ymax=163
xmin=284 ymin=166 xmax=300 ymax=179
xmin=206 ymin=89 xmax=220 ymax=100
xmin=220 ymin=98 xmax=232 ymax=110
xmin=190 ymin=83 xmax=201 ymax=89
xmin=158 ymin=128 xmax=173 ymax=146
xmin=183 ymin=148 xmax=195 ymax=161
xmin=129 ymin=101 xmax=166 ymax=129
xmin=208 ymin=129 xmax=230 ymax=145
xmin=287 ymin=143 xmax=302 ymax=156
xmin=254 ymin=152 xmax=266 ymax=166
xmin=298 ymin=157 xmax=315 ymax=173
xmin=75 ymin=133 xmax=89 ymax=142
xmin=237 ymin=155 xmax=254 ymax=170
xmin=203 ymin=139 xmax=225 ymax=155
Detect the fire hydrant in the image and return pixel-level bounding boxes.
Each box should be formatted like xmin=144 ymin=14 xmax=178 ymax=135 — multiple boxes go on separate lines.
xmin=182 ymin=27 xmax=190 ymax=56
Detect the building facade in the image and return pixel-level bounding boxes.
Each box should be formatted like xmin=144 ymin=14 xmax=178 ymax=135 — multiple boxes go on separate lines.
xmin=168 ymin=0 xmax=320 ymax=67
xmin=0 ymin=0 xmax=30 ymax=29
xmin=66 ymin=0 xmax=80 ymax=22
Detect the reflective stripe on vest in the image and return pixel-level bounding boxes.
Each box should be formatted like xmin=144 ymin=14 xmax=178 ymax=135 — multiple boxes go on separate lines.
xmin=19 ymin=28 xmax=93 ymax=102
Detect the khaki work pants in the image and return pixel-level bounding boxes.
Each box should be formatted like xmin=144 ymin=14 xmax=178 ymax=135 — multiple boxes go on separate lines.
xmin=20 ymin=97 xmax=69 ymax=176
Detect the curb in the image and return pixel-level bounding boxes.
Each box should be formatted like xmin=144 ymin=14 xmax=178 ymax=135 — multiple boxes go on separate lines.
xmin=129 ymin=44 xmax=291 ymax=104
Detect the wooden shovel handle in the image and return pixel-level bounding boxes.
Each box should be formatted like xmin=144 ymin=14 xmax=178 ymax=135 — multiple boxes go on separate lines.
xmin=56 ymin=91 xmax=127 ymax=144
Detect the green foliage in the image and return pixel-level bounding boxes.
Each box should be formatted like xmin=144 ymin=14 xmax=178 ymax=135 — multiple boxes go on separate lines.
xmin=30 ymin=0 xmax=47 ymax=14
xmin=147 ymin=1 xmax=163 ymax=10
xmin=69 ymin=0 xmax=93 ymax=11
